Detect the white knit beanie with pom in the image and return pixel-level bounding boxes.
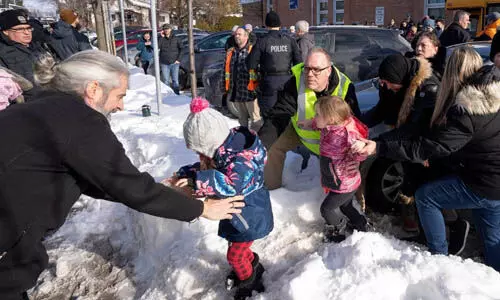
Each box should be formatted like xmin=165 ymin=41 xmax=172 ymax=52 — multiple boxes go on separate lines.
xmin=183 ymin=97 xmax=230 ymax=158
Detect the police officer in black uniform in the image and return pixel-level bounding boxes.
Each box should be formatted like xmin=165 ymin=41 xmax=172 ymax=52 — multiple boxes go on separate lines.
xmin=247 ymin=11 xmax=302 ymax=115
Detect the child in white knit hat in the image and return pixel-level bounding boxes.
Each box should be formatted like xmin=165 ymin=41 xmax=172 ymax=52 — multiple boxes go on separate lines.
xmin=169 ymin=97 xmax=273 ymax=299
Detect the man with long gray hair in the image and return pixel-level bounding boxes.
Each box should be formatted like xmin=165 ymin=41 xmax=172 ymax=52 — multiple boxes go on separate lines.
xmin=0 ymin=50 xmax=244 ymax=300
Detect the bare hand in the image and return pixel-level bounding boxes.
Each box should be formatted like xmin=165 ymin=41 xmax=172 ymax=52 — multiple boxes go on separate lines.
xmin=174 ymin=178 xmax=189 ymax=187
xmin=297 ymin=119 xmax=313 ymax=129
xmin=201 ymin=196 xmax=245 ymax=220
xmin=175 ymin=60 xmax=180 ymax=64
xmin=422 ymin=160 xmax=430 ymax=168
xmin=352 ymin=138 xmax=377 ymax=156
xmin=145 ymin=41 xmax=152 ymax=45
xmin=351 ymin=140 xmax=367 ymax=153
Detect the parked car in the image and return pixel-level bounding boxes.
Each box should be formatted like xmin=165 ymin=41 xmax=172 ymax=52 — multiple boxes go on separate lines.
xmin=179 ymin=28 xmax=287 ymax=89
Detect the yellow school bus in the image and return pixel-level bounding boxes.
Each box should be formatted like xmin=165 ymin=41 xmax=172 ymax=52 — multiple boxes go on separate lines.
xmin=446 ymin=0 xmax=500 ymax=37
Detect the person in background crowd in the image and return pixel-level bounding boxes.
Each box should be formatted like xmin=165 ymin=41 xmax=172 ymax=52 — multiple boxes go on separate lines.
xmin=439 ymin=10 xmax=470 ymax=47
xmin=244 ymin=23 xmax=257 ymax=45
xmin=399 ymin=21 xmax=408 ymax=36
xmin=387 ymin=19 xmax=397 ymax=30
xmin=50 ymin=8 xmax=92 ymax=61
xmin=405 ymin=25 xmax=418 ymax=42
xmin=171 ymin=97 xmax=272 ymax=299
xmin=475 ymin=12 xmax=500 ymax=41
xmin=295 ymin=20 xmax=314 ymax=62
xmin=421 ymin=15 xmax=435 ymax=32
xmin=434 ymin=19 xmax=445 ymax=38
xmin=225 ymin=25 xmax=239 ymax=51
xmin=289 ymin=25 xmax=296 ymax=34
xmin=261 ymin=48 xmax=359 ymax=190
xmin=0 ymin=50 xmax=244 ymax=300
xmin=159 ymin=24 xmax=182 ymax=95
xmin=247 ymin=11 xmax=302 ymax=130
xmin=355 ymin=45 xmax=500 ymax=272
xmin=297 ymin=95 xmax=370 ymax=243
xmin=136 ymin=31 xmax=154 ymax=74
xmin=224 ymin=27 xmax=263 ymax=131
xmin=0 ymin=9 xmax=36 ymax=84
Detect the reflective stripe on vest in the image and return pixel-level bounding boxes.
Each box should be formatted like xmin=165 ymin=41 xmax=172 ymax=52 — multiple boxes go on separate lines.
xmin=225 ymin=45 xmax=253 ymax=92
xmin=290 ymin=62 xmax=352 ymax=155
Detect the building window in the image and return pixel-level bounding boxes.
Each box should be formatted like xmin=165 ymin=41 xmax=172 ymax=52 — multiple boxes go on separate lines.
xmin=317 ymin=0 xmax=328 ymax=25
xmin=333 ymin=0 xmax=344 ymax=24
xmin=425 ymin=0 xmax=445 ymax=19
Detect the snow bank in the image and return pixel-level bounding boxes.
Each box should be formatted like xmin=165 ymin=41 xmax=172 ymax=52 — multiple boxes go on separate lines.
xmin=33 ymin=71 xmax=500 ymax=300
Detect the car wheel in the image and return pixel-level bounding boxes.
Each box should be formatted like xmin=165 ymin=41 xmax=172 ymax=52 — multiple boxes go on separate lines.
xmin=365 ymin=158 xmax=405 ymax=213
xmin=227 ymin=101 xmax=239 ymax=119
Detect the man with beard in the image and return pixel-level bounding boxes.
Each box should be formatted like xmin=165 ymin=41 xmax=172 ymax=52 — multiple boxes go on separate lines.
xmin=224 ymin=27 xmax=263 ymax=131
xmin=0 ymin=50 xmax=244 ymax=300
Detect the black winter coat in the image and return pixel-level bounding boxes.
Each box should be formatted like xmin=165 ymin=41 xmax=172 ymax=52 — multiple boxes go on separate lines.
xmin=439 ymin=22 xmax=470 ymax=47
xmin=377 ymin=65 xmax=500 ymax=200
xmin=159 ymin=35 xmax=182 ymax=65
xmin=247 ymin=30 xmax=302 ymax=75
xmin=0 ymin=90 xmax=204 ymax=297
xmin=50 ymin=21 xmax=92 ymax=61
xmin=0 ymin=33 xmax=36 ymax=84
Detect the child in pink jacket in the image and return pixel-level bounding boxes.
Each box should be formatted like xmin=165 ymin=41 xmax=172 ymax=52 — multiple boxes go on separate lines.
xmin=299 ymin=95 xmax=370 ymax=242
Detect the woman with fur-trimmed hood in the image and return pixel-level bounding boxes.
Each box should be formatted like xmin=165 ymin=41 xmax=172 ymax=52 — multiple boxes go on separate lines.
xmin=360 ymin=53 xmax=441 ymax=233
xmin=356 ymin=47 xmax=500 ymax=272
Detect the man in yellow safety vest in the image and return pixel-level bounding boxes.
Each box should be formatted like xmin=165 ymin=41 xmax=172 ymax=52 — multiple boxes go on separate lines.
xmin=262 ymin=48 xmax=361 ymax=190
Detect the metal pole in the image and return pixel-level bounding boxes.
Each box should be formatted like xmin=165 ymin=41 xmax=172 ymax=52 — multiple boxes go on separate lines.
xmin=151 ymin=0 xmax=162 ymax=115
xmin=188 ymin=0 xmax=197 ymax=97
xmin=119 ymin=0 xmax=128 ymax=63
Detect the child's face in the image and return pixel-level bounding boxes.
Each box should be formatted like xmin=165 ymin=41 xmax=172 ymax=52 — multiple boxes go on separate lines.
xmin=314 ymin=106 xmax=332 ymax=129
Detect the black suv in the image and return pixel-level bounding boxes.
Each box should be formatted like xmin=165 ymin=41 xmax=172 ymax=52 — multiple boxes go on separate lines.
xmin=203 ymin=26 xmax=411 ymax=116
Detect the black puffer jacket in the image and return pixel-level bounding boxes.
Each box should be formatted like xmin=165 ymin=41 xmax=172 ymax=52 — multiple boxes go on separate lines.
xmin=439 ymin=22 xmax=470 ymax=47
xmin=377 ymin=65 xmax=500 ymax=200
xmin=0 ymin=90 xmax=204 ymax=298
xmin=50 ymin=20 xmax=92 ymax=60
xmin=158 ymin=34 xmax=182 ymax=65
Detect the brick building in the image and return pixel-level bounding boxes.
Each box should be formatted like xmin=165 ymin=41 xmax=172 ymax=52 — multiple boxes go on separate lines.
xmin=242 ymin=0 xmax=446 ymax=27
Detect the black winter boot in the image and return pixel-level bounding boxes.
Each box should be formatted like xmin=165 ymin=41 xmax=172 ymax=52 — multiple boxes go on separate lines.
xmin=233 ymin=263 xmax=265 ymax=300
xmin=323 ymin=219 xmax=349 ymax=243
xmin=226 ymin=253 xmax=260 ymax=291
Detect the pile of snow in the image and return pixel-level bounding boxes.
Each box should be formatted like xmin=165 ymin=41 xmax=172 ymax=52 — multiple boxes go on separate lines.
xmin=32 ymin=69 xmax=500 ymax=299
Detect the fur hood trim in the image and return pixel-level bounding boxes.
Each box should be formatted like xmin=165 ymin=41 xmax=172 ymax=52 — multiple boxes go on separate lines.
xmin=397 ymin=57 xmax=434 ymax=127
xmin=455 ymin=66 xmax=500 ymax=115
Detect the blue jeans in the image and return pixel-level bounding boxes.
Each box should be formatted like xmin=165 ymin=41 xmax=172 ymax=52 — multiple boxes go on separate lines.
xmin=160 ymin=63 xmax=179 ymax=94
xmin=415 ymin=175 xmax=500 ymax=271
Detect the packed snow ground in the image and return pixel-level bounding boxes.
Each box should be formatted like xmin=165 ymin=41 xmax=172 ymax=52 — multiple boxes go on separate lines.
xmin=30 ymin=69 xmax=500 ymax=300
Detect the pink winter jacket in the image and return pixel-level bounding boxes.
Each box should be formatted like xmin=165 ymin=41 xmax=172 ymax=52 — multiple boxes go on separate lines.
xmin=314 ymin=116 xmax=368 ymax=193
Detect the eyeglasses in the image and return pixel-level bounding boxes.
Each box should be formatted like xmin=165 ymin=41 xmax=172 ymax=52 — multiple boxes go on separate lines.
xmin=304 ymin=65 xmax=330 ymax=75
xmin=8 ymin=27 xmax=33 ymax=33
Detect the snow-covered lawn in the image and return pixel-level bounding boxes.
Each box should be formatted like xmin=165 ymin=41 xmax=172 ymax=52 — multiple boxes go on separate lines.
xmin=31 ymin=70 xmax=500 ymax=300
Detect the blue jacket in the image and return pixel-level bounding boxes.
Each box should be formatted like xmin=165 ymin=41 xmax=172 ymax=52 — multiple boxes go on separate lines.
xmin=176 ymin=127 xmax=273 ymax=242
xmin=136 ymin=39 xmax=154 ymax=62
